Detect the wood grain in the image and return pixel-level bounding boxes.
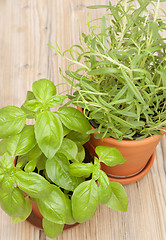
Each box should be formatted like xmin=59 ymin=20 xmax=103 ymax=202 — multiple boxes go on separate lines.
xmin=0 ymin=1 xmax=166 ymax=240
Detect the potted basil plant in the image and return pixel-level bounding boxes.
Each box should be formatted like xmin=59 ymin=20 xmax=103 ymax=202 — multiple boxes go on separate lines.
xmin=0 ymin=79 xmax=128 ymax=238
xmin=49 ymin=0 xmax=166 ymax=184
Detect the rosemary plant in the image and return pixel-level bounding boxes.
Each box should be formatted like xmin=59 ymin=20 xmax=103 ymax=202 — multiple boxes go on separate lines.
xmin=50 ymin=0 xmax=166 ymax=140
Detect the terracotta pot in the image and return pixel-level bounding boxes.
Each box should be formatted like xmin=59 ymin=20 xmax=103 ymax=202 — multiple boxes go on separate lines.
xmin=90 ymin=132 xmax=164 ymax=177
xmin=77 ymin=107 xmax=165 ymax=184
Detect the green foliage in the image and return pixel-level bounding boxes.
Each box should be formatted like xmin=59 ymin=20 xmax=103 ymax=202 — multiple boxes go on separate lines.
xmin=0 ymin=79 xmax=128 ymax=237
xmin=51 ymin=0 xmax=166 ymax=140
xmin=35 ymin=185 xmax=66 ymax=224
xmin=35 ymin=111 xmax=63 ymax=158
xmin=42 ymin=218 xmax=64 ymax=238
xmin=71 ymin=179 xmax=99 ymax=223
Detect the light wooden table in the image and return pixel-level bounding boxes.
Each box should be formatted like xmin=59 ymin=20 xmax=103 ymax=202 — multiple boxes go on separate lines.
xmin=0 ymin=1 xmax=166 ymax=239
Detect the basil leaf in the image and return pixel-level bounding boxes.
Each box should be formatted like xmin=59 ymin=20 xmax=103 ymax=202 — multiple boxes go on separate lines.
xmin=12 ymin=197 xmax=32 ymax=223
xmin=66 ymin=131 xmax=90 ymax=146
xmin=0 ymin=188 xmax=26 ymax=217
xmin=106 ymin=182 xmax=128 ymax=212
xmin=35 ymin=111 xmax=63 ymax=158
xmin=0 ymin=169 xmax=4 ymax=182
xmin=46 ymin=153 xmax=83 ymax=191
xmin=75 ymin=145 xmax=85 ymax=163
xmin=0 ymin=138 xmax=8 ymax=156
xmin=62 ymin=125 xmax=71 ymax=136
xmin=0 ymin=152 xmax=14 ymax=170
xmin=32 ymin=79 xmax=57 ymax=101
xmin=69 ymin=163 xmax=94 ymax=177
xmin=15 ymin=171 xmax=52 ymax=198
xmin=24 ymin=160 xmax=36 ymax=173
xmin=42 ymin=218 xmax=64 ymax=238
xmin=57 ymin=138 xmax=78 ymax=160
xmin=0 ymin=106 xmax=26 ymax=138
xmin=7 ymin=125 xmax=36 ymax=156
xmin=36 ymin=185 xmax=66 ymax=224
xmin=95 ymin=146 xmax=126 ymax=167
xmin=21 ymin=91 xmax=36 ymax=119
xmin=57 ymin=107 xmax=91 ymax=133
xmin=1 ymin=175 xmax=15 ymax=193
xmin=22 ymin=100 xmax=43 ymax=112
xmin=26 ymin=144 xmax=42 ymax=162
xmin=64 ymin=195 xmax=76 ymax=225
xmin=45 ymin=95 xmax=67 ymax=108
xmin=36 ymin=154 xmax=47 ymax=172
xmin=72 ymin=179 xmax=99 ymax=223
xmin=98 ymin=170 xmax=112 ymax=204
xmin=26 ymin=91 xmax=36 ymax=101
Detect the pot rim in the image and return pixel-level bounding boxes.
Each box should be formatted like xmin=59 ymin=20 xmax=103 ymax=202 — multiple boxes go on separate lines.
xmin=91 ymin=129 xmax=165 ymax=146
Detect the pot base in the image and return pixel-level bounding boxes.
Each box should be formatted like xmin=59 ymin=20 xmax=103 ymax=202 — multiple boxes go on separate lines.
xmin=108 ymin=152 xmax=155 ymax=185
xmin=26 ymin=210 xmax=79 ymax=231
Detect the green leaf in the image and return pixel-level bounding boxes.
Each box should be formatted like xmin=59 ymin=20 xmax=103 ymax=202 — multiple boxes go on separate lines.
xmin=0 ymin=169 xmax=4 ymax=182
xmin=15 ymin=171 xmax=52 ymax=198
xmin=88 ymin=67 xmax=119 ymax=75
xmin=0 ymin=138 xmax=8 ymax=156
xmin=121 ymin=70 xmax=145 ymax=104
xmin=7 ymin=125 xmax=36 ymax=156
xmin=26 ymin=144 xmax=42 ymax=162
xmin=106 ymin=182 xmax=128 ymax=212
xmin=22 ymin=100 xmax=43 ymax=112
xmin=66 ymin=131 xmax=90 ymax=146
xmin=90 ymin=37 xmax=96 ymax=67
xmin=87 ymin=5 xmax=109 ymax=9
xmin=42 ymin=218 xmax=64 ymax=239
xmin=0 ymin=106 xmax=26 ymax=138
xmin=46 ymin=153 xmax=83 ymax=191
xmin=36 ymin=185 xmax=66 ymax=224
xmin=0 ymin=152 xmax=14 ymax=170
xmin=95 ymin=146 xmax=126 ymax=167
xmin=1 ymin=175 xmax=15 ymax=193
xmin=57 ymin=138 xmax=78 ymax=160
xmin=69 ymin=163 xmax=94 ymax=177
xmin=98 ymin=170 xmax=112 ymax=204
xmin=24 ymin=160 xmax=36 ymax=173
xmin=157 ymin=70 xmax=166 ymax=87
xmin=21 ymin=91 xmax=36 ymax=119
xmin=74 ymin=145 xmax=85 ymax=163
xmin=72 ymin=179 xmax=99 ymax=223
xmin=45 ymin=95 xmax=67 ymax=108
xmin=12 ymin=197 xmax=32 ymax=223
xmin=110 ymin=114 xmax=137 ymax=128
xmin=62 ymin=125 xmax=71 ymax=136
xmin=26 ymin=91 xmax=36 ymax=101
xmin=35 ymin=111 xmax=63 ymax=158
xmin=57 ymin=107 xmax=91 ymax=133
xmin=0 ymin=188 xmax=26 ymax=217
xmin=32 ymin=79 xmax=57 ymax=101
xmin=64 ymin=195 xmax=76 ymax=225
xmin=36 ymin=154 xmax=47 ymax=172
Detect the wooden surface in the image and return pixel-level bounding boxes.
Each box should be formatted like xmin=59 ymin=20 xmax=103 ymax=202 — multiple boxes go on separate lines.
xmin=0 ymin=1 xmax=166 ymax=239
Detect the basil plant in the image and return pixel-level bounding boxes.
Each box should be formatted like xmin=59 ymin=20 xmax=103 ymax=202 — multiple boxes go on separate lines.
xmin=0 ymin=79 xmax=128 ymax=238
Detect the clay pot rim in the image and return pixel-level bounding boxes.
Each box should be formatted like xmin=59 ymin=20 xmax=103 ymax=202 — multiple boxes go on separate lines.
xmin=91 ymin=130 xmax=165 ymax=146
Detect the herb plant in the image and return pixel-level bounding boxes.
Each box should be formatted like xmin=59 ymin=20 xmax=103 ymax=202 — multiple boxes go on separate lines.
xmin=50 ymin=0 xmax=166 ymax=140
xmin=0 ymin=79 xmax=128 ymax=238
